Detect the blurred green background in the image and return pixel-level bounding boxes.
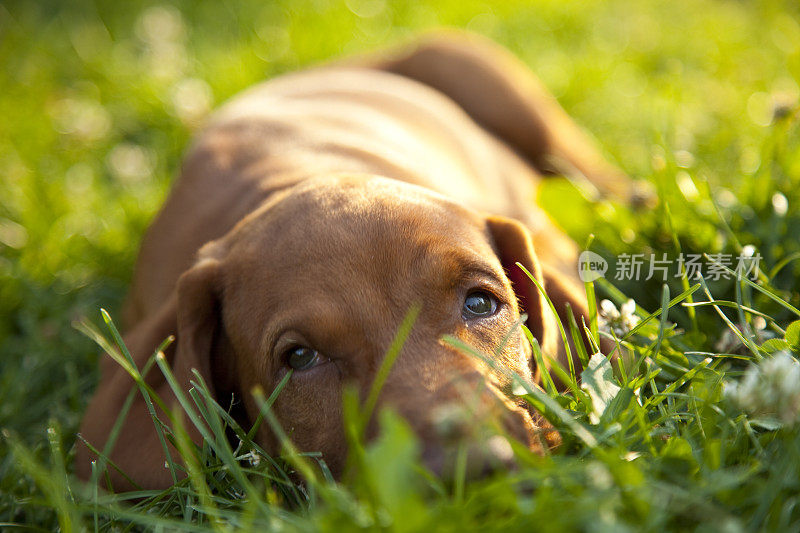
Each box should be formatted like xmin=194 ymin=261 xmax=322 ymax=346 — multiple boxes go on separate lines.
xmin=2 ymin=0 xmax=800 ymax=524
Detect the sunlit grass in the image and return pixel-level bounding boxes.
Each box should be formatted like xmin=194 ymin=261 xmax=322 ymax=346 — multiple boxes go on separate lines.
xmin=3 ymin=0 xmax=800 ymax=529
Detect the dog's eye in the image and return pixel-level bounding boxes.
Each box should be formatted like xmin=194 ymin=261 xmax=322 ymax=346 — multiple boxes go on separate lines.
xmin=286 ymin=346 xmax=320 ymax=370
xmin=463 ymin=291 xmax=498 ymax=319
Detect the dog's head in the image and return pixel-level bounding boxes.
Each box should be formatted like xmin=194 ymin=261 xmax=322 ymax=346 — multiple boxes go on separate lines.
xmin=81 ymin=174 xmax=588 ymax=488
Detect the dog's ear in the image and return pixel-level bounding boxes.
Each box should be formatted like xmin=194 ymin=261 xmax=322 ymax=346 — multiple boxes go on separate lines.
xmin=75 ymin=251 xmax=232 ymax=491
xmin=171 ymin=257 xmax=222 ymax=392
xmin=172 ymin=255 xmax=241 ymax=418
xmin=486 ymin=215 xmax=556 ymax=354
xmin=485 ymin=215 xmax=588 ymax=387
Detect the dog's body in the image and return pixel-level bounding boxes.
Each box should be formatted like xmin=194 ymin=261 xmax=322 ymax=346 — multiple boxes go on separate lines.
xmin=77 ymin=33 xmax=629 ymax=489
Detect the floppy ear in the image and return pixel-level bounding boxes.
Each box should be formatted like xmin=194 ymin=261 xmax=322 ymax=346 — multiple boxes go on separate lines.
xmin=171 ymin=258 xmax=222 ymax=391
xmin=75 ymin=255 xmax=230 ymax=491
xmin=486 ymin=215 xmax=556 ymax=352
xmin=485 ymin=215 xmax=590 ymax=388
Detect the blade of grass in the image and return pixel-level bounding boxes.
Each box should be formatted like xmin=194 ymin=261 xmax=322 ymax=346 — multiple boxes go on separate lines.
xmin=697 ymin=276 xmax=761 ymax=359
xmin=189 ymin=373 xmax=298 ymax=500
xmin=681 ymin=300 xmax=774 ymax=320
xmin=650 ymin=284 xmax=671 ymax=363
xmin=565 ymin=303 xmax=590 ymax=369
xmin=623 ymin=283 xmax=700 ymax=341
xmin=664 ymin=201 xmax=698 ymax=331
xmin=246 ymin=370 xmax=293 ymax=442
xmin=643 ymin=357 xmax=714 ymax=410
xmin=703 ymin=253 xmax=800 ymax=317
xmin=361 ymin=304 xmax=421 ymax=434
xmin=251 ymin=386 xmax=319 ymax=488
xmin=4 ymin=430 xmax=81 ymax=531
xmin=581 ymin=234 xmax=600 ymax=341
xmin=495 ymin=312 xmax=529 ymax=358
xmin=453 ymin=442 xmax=468 ymax=504
xmin=584 ymin=277 xmax=599 ymax=344
xmin=524 ymin=326 xmax=556 ymax=396
xmin=187 ymin=370 xmax=274 ymax=503
xmin=46 ymin=421 xmax=74 ymax=508
xmin=594 ymin=278 xmax=700 ymax=341
xmin=170 ymin=411 xmax=227 ymax=533
xmin=581 ymin=318 xmax=602 ymax=355
xmin=155 ymin=352 xmax=264 ymax=498
xmin=76 ymin=315 xmax=177 ymax=487
xmin=734 ymin=276 xmax=757 ymax=355
xmin=515 ymin=262 xmax=576 ymax=383
xmin=768 ymin=250 xmax=800 ymax=279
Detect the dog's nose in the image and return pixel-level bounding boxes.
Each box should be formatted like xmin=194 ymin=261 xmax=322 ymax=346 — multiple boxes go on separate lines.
xmin=430 ymin=399 xmax=535 ymax=444
xmin=430 ymin=402 xmax=473 ymax=441
xmin=430 ymin=370 xmax=541 ymax=445
xmin=423 ymin=397 xmax=538 ymax=480
xmin=420 ymin=432 xmax=518 ymax=480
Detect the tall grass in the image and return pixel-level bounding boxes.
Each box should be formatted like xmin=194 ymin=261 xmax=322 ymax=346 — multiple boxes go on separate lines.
xmin=7 ymin=269 xmax=800 ymax=530
xmin=3 ymin=0 xmax=800 ymax=530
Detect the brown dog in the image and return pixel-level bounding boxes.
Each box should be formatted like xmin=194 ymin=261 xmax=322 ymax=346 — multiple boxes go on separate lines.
xmin=76 ymin=32 xmax=630 ymax=490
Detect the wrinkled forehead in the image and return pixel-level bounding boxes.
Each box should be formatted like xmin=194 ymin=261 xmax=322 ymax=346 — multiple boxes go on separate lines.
xmin=222 ymin=176 xmax=503 ymax=302
xmin=234 ymin=177 xmax=495 ymax=263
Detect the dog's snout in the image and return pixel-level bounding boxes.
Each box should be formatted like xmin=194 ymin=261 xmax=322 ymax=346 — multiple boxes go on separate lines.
xmin=421 ymin=433 xmax=519 ymax=480
xmin=408 ymin=372 xmax=545 ymax=480
xmin=429 ymin=396 xmax=536 ymax=447
xmin=439 ymin=371 xmax=539 ymax=445
xmin=431 ymin=402 xmax=474 ymax=442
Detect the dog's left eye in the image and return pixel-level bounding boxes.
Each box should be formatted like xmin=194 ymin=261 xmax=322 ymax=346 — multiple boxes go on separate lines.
xmin=286 ymin=346 xmax=320 ymax=370
xmin=463 ymin=291 xmax=498 ymax=319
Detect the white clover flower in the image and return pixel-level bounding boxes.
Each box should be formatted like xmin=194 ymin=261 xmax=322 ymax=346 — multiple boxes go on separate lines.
xmin=600 ymin=299 xmax=620 ymax=321
xmin=725 ymin=351 xmax=800 ymax=426
xmin=598 ymin=299 xmax=640 ymax=337
xmin=620 ymin=299 xmax=638 ymax=321
xmin=243 ymin=449 xmax=262 ymax=467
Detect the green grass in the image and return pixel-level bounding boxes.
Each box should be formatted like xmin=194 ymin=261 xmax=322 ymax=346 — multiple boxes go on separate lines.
xmin=3 ymin=0 xmax=800 ymax=530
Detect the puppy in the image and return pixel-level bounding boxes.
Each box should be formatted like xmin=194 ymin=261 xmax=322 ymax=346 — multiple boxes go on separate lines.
xmin=76 ymin=32 xmax=630 ymax=490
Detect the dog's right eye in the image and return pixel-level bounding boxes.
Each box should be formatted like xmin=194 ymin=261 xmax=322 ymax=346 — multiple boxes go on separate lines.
xmin=463 ymin=290 xmax=499 ymax=319
xmin=286 ymin=346 xmax=320 ymax=370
